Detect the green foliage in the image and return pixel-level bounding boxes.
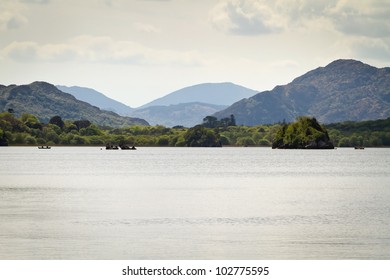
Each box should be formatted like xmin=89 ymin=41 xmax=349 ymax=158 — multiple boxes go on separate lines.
xmin=22 ymin=113 xmax=42 ymax=129
xmin=203 ymin=115 xmax=236 ymax=128
xmin=80 ymin=124 xmax=103 ymax=136
xmin=73 ymin=120 xmax=91 ymax=130
xmin=0 ymin=111 xmax=389 ymax=147
xmin=272 ymin=116 xmax=334 ymax=149
xmin=236 ymin=136 xmax=255 ymax=146
xmin=184 ymin=125 xmax=221 ymax=147
xmin=327 ymin=118 xmax=390 ymax=147
xmin=157 ymin=135 xmax=170 ymax=146
xmin=49 ymin=116 xmax=65 ymax=129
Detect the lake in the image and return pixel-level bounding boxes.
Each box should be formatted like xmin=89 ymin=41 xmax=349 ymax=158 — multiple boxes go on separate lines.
xmin=0 ymin=147 xmax=389 ymax=259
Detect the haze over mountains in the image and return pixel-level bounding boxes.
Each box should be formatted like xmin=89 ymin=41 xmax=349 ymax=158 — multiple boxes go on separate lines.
xmin=132 ymin=103 xmax=227 ymax=127
xmin=58 ymin=82 xmax=257 ymax=127
xmin=139 ymin=82 xmax=258 ymax=108
xmin=56 ymin=85 xmax=134 ymax=116
xmin=1 ymin=59 xmax=389 ymax=128
xmin=215 ymin=59 xmax=390 ymax=125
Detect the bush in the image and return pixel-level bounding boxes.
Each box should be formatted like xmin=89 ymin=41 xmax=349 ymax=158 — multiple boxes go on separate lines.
xmin=237 ymin=136 xmax=255 ymax=146
xmin=258 ymin=138 xmax=271 ymax=146
xmin=25 ymin=136 xmax=37 ymax=145
xmin=157 ymin=136 xmax=169 ymax=146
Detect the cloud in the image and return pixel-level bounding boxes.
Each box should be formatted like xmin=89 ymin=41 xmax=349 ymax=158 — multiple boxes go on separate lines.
xmin=210 ymin=0 xmax=285 ymax=35
xmin=5 ymin=14 xmax=28 ymax=29
xmin=271 ymin=59 xmax=299 ymax=68
xmin=210 ymin=0 xmax=390 ymax=38
xmin=348 ymin=38 xmax=390 ymax=60
xmin=20 ymin=0 xmax=50 ymax=4
xmin=0 ymin=1 xmax=28 ymax=31
xmin=133 ymin=22 xmax=160 ymax=33
xmin=328 ymin=0 xmax=390 ymax=38
xmin=1 ymin=35 xmax=205 ymax=66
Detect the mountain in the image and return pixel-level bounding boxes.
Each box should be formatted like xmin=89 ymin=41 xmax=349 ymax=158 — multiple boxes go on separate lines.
xmin=56 ymin=85 xmax=134 ymax=115
xmin=139 ymin=82 xmax=258 ymax=108
xmin=130 ymin=102 xmax=227 ymax=127
xmin=56 ymin=82 xmax=256 ymax=127
xmin=0 ymin=82 xmax=148 ymax=127
xmin=214 ymin=59 xmax=390 ymax=125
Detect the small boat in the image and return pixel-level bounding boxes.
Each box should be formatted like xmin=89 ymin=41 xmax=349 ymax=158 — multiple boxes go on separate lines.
xmin=106 ymin=143 xmax=119 ymax=150
xmin=106 ymin=143 xmax=136 ymax=150
xmin=354 ymin=146 xmax=365 ymax=150
xmin=38 ymin=145 xmax=51 ymax=149
xmin=120 ymin=144 xmax=136 ymax=150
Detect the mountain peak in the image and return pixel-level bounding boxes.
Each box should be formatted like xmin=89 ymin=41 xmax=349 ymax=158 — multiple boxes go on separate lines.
xmin=57 ymin=85 xmax=134 ymax=115
xmin=326 ymin=58 xmax=364 ymax=67
xmin=323 ymin=59 xmax=377 ymax=73
xmin=214 ymin=59 xmax=390 ymax=125
xmin=139 ymin=82 xmax=258 ymax=108
xmin=30 ymin=81 xmax=59 ymax=90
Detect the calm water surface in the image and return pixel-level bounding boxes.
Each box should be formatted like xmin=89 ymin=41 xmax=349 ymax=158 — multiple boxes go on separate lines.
xmin=0 ymin=147 xmax=389 ymax=259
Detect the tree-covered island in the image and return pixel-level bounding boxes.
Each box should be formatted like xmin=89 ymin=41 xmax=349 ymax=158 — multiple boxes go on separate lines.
xmin=272 ymin=117 xmax=334 ymax=149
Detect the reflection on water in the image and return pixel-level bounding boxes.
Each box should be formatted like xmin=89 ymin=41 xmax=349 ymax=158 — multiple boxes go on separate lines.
xmin=0 ymin=147 xmax=389 ymax=259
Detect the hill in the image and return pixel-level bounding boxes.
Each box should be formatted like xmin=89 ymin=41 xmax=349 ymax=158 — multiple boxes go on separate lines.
xmin=0 ymin=82 xmax=148 ymax=127
xmin=272 ymin=116 xmax=334 ymax=149
xmin=56 ymin=85 xmax=134 ymax=116
xmin=214 ymin=59 xmax=390 ymax=125
xmin=57 ymin=83 xmax=255 ymax=126
xmin=130 ymin=102 xmax=227 ymax=127
xmin=139 ymin=82 xmax=258 ymax=108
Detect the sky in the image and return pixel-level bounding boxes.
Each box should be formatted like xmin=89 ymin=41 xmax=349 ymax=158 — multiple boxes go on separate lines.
xmin=1 ymin=0 xmax=389 ymax=107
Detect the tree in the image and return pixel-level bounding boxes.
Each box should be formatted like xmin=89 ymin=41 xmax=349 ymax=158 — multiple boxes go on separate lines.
xmin=0 ymin=128 xmax=7 ymax=146
xmin=237 ymin=136 xmax=255 ymax=146
xmin=203 ymin=115 xmax=236 ymax=128
xmin=202 ymin=116 xmax=218 ymax=128
xmin=184 ymin=125 xmax=221 ymax=147
xmin=49 ymin=116 xmax=65 ymax=129
xmin=73 ymin=120 xmax=91 ymax=130
xmin=80 ymin=124 xmax=102 ymax=136
xmin=157 ymin=135 xmax=169 ymax=146
xmin=25 ymin=136 xmax=37 ymax=145
xmin=22 ymin=113 xmax=42 ymax=129
xmin=230 ymin=114 xmax=236 ymax=126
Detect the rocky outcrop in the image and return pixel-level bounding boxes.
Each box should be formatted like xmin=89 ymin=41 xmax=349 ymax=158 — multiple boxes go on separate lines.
xmin=272 ymin=116 xmax=334 ymax=149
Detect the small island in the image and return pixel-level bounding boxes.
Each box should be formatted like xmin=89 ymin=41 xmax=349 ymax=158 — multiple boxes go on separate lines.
xmin=272 ymin=117 xmax=334 ymax=149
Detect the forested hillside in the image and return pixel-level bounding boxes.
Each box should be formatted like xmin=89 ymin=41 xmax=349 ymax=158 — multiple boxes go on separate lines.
xmin=0 ymin=82 xmax=148 ymax=127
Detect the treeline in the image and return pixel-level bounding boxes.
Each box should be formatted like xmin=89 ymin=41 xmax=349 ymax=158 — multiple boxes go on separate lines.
xmin=327 ymin=118 xmax=390 ymax=147
xmin=1 ymin=111 xmax=390 ymax=147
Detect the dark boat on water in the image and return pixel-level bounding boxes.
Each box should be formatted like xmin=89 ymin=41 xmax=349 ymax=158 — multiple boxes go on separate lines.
xmin=106 ymin=143 xmax=119 ymax=150
xmin=354 ymin=146 xmax=365 ymax=150
xmin=120 ymin=144 xmax=136 ymax=150
xmin=38 ymin=145 xmax=51 ymax=149
xmin=105 ymin=143 xmax=136 ymax=150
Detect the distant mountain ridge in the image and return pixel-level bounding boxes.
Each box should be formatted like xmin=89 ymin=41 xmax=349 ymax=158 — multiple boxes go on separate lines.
xmin=130 ymin=82 xmax=257 ymax=126
xmin=56 ymin=85 xmax=134 ymax=116
xmin=130 ymin=102 xmax=227 ymax=127
xmin=139 ymin=82 xmax=258 ymax=108
xmin=58 ymin=82 xmax=258 ymax=127
xmin=214 ymin=59 xmax=390 ymax=125
xmin=0 ymin=82 xmax=148 ymax=127
xmin=4 ymin=59 xmax=387 ymax=128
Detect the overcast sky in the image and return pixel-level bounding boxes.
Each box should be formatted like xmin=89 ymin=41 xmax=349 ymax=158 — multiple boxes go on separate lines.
xmin=1 ymin=0 xmax=389 ymax=107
